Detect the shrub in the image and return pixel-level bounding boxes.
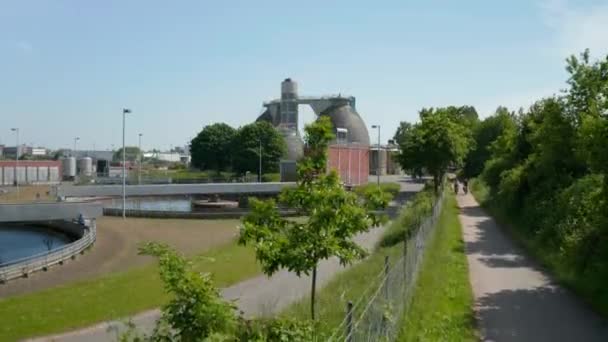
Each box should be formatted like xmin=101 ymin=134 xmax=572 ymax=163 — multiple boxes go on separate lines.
xmin=354 ymin=182 xmax=401 ymax=198
xmin=379 ymin=185 xmax=435 ymax=248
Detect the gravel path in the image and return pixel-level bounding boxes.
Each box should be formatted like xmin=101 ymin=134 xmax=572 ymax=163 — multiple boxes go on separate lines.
xmin=458 ymin=193 xmax=608 ymax=342
xmin=29 ymin=177 xmax=423 ymax=342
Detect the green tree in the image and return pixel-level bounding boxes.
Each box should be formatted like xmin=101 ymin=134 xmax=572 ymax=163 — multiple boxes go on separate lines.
xmin=239 ymin=117 xmax=391 ymax=320
xmin=232 ymin=121 xmax=286 ymax=175
xmin=393 ymin=121 xmax=413 ymax=146
xmin=190 ymin=123 xmax=237 ymax=173
xmin=398 ymin=108 xmax=472 ymax=193
xmin=464 ymin=106 xmax=515 ymax=178
xmin=113 ymin=146 xmax=142 ymax=162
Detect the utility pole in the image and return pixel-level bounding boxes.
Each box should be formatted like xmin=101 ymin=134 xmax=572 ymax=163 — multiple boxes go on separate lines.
xmin=122 ymin=109 xmax=131 ymax=219
xmin=372 ymin=125 xmax=381 ymax=186
xmin=10 ymin=128 xmax=19 ymax=197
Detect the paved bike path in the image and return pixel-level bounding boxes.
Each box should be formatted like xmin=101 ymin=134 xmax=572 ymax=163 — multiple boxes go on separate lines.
xmin=458 ymin=193 xmax=608 ymax=341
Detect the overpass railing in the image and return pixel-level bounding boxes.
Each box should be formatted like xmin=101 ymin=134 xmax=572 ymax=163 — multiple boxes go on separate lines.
xmin=0 ymin=219 xmax=97 ymax=283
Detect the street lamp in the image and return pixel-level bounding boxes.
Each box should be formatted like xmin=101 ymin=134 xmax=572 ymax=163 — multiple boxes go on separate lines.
xmin=10 ymin=128 xmax=19 ymax=196
xmin=73 ymin=137 xmax=80 ymax=157
xmin=122 ymin=108 xmax=132 ymax=219
xmin=138 ymin=133 xmax=143 ymax=185
xmin=371 ymin=125 xmax=381 ymax=186
xmin=258 ymin=140 xmax=262 ymax=183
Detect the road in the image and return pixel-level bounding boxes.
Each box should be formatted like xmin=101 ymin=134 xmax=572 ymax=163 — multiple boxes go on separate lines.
xmin=458 ymin=193 xmax=608 ymax=341
xmin=29 ymin=176 xmax=423 ymax=342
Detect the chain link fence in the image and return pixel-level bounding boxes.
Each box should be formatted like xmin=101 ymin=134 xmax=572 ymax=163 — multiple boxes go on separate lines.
xmin=328 ymin=192 xmax=445 ymax=342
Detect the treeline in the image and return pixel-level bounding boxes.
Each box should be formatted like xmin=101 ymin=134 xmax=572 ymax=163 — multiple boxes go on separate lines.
xmin=189 ymin=121 xmax=286 ymax=175
xmin=394 ymin=50 xmax=608 ymax=312
xmin=465 ymin=50 xmax=608 ymax=311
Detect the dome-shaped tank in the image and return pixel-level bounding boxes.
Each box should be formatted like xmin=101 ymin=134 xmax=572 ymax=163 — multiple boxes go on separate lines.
xmin=279 ymin=128 xmax=304 ymax=161
xmin=62 ymin=157 xmax=77 ymax=178
xmin=319 ymin=105 xmax=370 ymax=146
xmin=78 ymin=157 xmax=93 ymax=177
xmin=256 ymin=109 xmax=279 ymax=126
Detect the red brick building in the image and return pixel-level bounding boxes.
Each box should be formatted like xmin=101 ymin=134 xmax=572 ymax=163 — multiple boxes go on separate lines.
xmin=327 ymin=144 xmax=369 ymax=186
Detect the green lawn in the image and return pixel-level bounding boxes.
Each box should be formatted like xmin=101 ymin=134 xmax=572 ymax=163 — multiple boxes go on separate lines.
xmin=0 ymin=241 xmax=260 ymax=341
xmin=396 ymin=193 xmax=476 ymax=341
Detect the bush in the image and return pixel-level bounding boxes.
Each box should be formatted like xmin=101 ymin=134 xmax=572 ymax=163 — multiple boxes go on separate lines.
xmin=379 ymin=185 xmax=435 ymax=248
xmin=235 ymin=318 xmax=321 ymax=342
xmin=261 ymin=173 xmax=280 ymax=182
xmin=354 ymin=182 xmax=401 ymax=198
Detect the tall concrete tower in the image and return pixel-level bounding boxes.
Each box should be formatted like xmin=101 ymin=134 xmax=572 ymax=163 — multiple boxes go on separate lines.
xmin=280 ymin=78 xmax=298 ymax=132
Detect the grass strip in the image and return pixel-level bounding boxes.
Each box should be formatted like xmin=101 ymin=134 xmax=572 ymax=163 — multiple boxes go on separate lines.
xmin=0 ymin=241 xmax=260 ymax=341
xmin=396 ymin=192 xmax=476 ymax=341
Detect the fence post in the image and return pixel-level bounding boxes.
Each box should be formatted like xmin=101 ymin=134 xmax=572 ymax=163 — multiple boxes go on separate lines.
xmin=403 ymin=231 xmax=408 ymax=285
xmin=346 ymin=300 xmax=354 ymax=342
xmin=384 ymin=255 xmax=389 ymax=301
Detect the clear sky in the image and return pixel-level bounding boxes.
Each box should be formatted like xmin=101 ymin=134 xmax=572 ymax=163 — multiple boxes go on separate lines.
xmin=1 ymin=0 xmax=607 ymax=151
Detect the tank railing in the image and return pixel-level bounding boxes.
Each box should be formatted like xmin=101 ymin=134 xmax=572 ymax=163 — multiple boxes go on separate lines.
xmin=0 ymin=219 xmax=97 ymax=283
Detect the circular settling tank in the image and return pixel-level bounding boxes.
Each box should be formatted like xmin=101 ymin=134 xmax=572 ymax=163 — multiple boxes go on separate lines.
xmin=0 ymin=225 xmax=71 ymax=265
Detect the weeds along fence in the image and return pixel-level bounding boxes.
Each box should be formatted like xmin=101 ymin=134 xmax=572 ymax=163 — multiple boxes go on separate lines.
xmin=328 ymin=192 xmax=445 ymax=342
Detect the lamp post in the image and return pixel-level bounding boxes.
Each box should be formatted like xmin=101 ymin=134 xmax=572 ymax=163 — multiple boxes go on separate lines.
xmin=258 ymin=140 xmax=262 ymax=183
xmin=138 ymin=133 xmax=143 ymax=185
xmin=73 ymin=137 xmax=80 ymax=157
xmin=10 ymin=128 xmax=19 ymax=196
xmin=371 ymin=125 xmax=381 ymax=186
xmin=122 ymin=109 xmax=132 ymax=219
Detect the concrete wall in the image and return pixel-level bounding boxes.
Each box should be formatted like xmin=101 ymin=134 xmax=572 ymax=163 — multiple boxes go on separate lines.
xmin=328 ymin=145 xmax=369 ymax=186
xmin=0 ymin=202 xmax=103 ymax=222
xmin=58 ymin=182 xmax=296 ymax=198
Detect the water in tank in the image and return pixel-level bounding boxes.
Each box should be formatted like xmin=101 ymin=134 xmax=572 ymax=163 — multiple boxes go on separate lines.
xmin=78 ymin=157 xmax=93 ymax=176
xmin=62 ymin=157 xmax=77 ymax=178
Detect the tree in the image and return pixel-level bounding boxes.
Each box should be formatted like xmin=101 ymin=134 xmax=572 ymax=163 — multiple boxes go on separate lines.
xmin=232 ymin=121 xmax=286 ymax=175
xmin=393 ymin=121 xmax=413 ymax=146
xmin=464 ymin=106 xmax=515 ymax=178
xmin=239 ymin=117 xmax=391 ymax=320
xmin=190 ymin=123 xmax=236 ymax=172
xmin=113 ymin=146 xmax=142 ymax=162
xmin=398 ymin=108 xmax=472 ymax=192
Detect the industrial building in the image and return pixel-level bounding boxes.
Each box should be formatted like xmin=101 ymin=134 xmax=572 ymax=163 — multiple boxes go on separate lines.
xmin=369 ymin=142 xmax=402 ymax=176
xmin=257 ymin=78 xmax=371 ymax=184
xmin=1 ymin=145 xmax=47 ymax=158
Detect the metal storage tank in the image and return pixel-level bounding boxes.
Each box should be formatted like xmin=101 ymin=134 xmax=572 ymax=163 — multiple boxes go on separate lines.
xmin=78 ymin=157 xmax=93 ymax=176
xmin=62 ymin=157 xmax=77 ymax=179
xmin=320 ymin=104 xmax=370 ymax=146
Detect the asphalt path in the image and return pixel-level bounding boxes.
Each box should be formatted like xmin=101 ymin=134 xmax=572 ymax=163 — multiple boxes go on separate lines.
xmin=458 ymin=193 xmax=608 ymax=342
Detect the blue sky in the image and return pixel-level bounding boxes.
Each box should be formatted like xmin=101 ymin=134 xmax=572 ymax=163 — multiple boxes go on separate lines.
xmin=1 ymin=0 xmax=607 ymax=150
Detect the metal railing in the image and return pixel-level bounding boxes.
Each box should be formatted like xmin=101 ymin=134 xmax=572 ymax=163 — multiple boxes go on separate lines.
xmin=0 ymin=219 xmax=97 ymax=283
xmin=328 ymin=192 xmax=445 ymax=342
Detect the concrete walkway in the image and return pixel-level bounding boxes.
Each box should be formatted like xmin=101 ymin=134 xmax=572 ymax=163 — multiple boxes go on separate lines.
xmin=29 ymin=177 xmax=424 ymax=342
xmin=458 ymin=193 xmax=608 ymax=342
